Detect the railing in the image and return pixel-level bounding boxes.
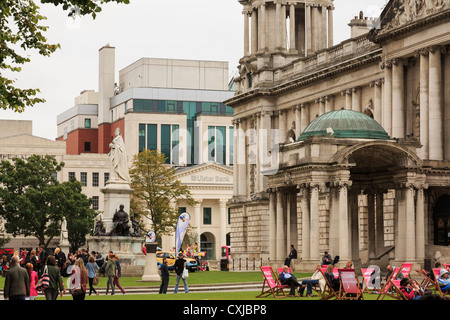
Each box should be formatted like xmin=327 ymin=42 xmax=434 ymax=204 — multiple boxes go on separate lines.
xmin=230 ymin=257 xmax=270 ymax=271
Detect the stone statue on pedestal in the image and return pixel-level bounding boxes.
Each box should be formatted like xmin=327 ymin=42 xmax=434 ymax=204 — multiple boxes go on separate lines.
xmin=109 ymin=204 xmax=131 ymax=236
xmin=108 ymin=127 xmax=130 ymax=183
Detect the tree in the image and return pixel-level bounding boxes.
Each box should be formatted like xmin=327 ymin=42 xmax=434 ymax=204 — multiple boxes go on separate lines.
xmin=130 ymin=149 xmax=196 ymax=240
xmin=0 ymin=154 xmax=95 ymax=249
xmin=0 ymin=0 xmax=130 ymax=113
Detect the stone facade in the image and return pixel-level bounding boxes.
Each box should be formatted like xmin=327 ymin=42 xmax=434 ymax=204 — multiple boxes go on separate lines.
xmin=227 ymin=0 xmax=450 ymax=271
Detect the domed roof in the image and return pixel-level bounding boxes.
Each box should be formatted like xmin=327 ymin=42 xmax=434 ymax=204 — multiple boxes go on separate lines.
xmin=298 ymin=109 xmax=390 ymax=141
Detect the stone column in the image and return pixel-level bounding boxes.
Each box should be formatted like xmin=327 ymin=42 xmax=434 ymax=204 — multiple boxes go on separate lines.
xmin=219 ymin=199 xmax=228 ymax=247
xmin=429 ymin=46 xmax=444 ymax=160
xmin=300 ymin=185 xmax=310 ymax=261
xmin=382 ymin=61 xmax=393 ymax=136
xmin=325 ymin=95 xmax=335 ymax=113
xmin=395 ymin=187 xmax=406 ymax=262
xmin=243 ymin=10 xmax=250 ymax=56
xmin=419 ymin=49 xmax=429 ymax=159
xmin=392 ymin=59 xmax=405 ymax=139
xmin=342 ymin=89 xmax=352 ymax=110
xmin=311 ymin=5 xmax=319 ymax=52
xmin=329 ymin=185 xmax=339 ymax=256
xmin=338 ymin=182 xmax=351 ymax=262
xmin=194 ymin=199 xmax=203 ymax=236
xmin=276 ymin=1 xmax=282 ymax=49
xmin=233 ymin=120 xmax=239 ymax=197
xmin=351 ymin=87 xmax=361 ymax=112
xmin=238 ymin=119 xmax=247 ymax=197
xmin=259 ymin=4 xmax=266 ymax=51
xmin=278 ymin=110 xmax=287 ymax=144
xmin=371 ymin=80 xmax=382 ymax=124
xmin=321 ymin=5 xmax=327 ymax=49
xmin=293 ymin=105 xmax=301 ymax=139
xmin=405 ymin=184 xmax=416 ymax=261
xmin=310 ymin=183 xmax=320 ymax=261
xmin=300 ymin=103 xmax=309 ymax=133
xmin=251 ymin=8 xmax=258 ymax=55
xmin=276 ymin=189 xmax=286 ymax=260
xmin=269 ymin=191 xmax=276 ymax=260
xmin=415 ymin=184 xmax=427 ymax=262
xmin=289 ymin=3 xmax=296 ymax=52
xmin=305 ymin=4 xmax=312 ymax=54
xmin=327 ymin=6 xmax=334 ymax=48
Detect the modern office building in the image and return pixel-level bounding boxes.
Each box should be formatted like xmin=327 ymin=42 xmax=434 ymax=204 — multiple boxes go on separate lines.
xmin=55 ymin=47 xmax=235 ymax=259
xmin=227 ymin=0 xmax=450 ymax=271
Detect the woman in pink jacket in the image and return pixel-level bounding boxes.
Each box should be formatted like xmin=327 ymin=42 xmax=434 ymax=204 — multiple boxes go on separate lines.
xmin=25 ymin=263 xmax=38 ymax=300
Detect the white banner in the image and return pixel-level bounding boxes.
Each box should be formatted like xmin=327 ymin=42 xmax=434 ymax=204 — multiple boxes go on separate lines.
xmin=175 ymin=212 xmax=191 ymax=255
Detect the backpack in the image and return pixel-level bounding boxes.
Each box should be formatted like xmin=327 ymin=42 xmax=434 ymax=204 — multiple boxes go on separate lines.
xmin=36 ymin=266 xmax=50 ymax=291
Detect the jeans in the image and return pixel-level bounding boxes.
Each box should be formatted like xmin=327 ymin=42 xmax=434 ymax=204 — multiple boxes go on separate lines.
xmin=44 ymin=288 xmax=59 ymax=300
xmin=113 ymin=276 xmax=126 ymax=294
xmin=106 ymin=275 xmax=115 ymax=295
xmin=173 ymin=274 xmax=189 ymax=293
xmin=299 ymin=279 xmax=319 ymax=296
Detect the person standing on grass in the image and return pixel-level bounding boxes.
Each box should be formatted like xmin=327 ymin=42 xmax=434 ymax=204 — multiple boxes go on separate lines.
xmin=105 ymin=253 xmax=117 ymax=295
xmin=159 ymin=257 xmax=170 ymax=294
xmin=3 ymin=256 xmax=30 ymax=300
xmin=173 ymin=252 xmax=189 ymax=293
xmin=113 ymin=255 xmax=126 ymax=294
xmin=44 ymin=255 xmax=65 ymax=300
xmin=86 ymin=255 xmax=99 ymax=296
xmin=25 ymin=263 xmax=38 ymax=300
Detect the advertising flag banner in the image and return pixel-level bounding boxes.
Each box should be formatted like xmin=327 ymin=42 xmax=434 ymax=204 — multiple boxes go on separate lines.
xmin=175 ymin=212 xmax=191 ymax=255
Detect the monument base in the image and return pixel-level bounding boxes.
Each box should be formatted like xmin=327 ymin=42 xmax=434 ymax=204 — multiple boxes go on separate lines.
xmin=87 ymin=236 xmax=145 ymax=266
xmin=141 ymin=243 xmax=160 ymax=282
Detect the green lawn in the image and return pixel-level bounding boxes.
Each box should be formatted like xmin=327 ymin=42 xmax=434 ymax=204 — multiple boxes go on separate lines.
xmin=1 ymin=270 xmax=397 ymax=300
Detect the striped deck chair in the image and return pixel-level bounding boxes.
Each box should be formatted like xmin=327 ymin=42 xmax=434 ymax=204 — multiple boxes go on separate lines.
xmin=337 ymin=268 xmax=364 ymax=300
xmin=256 ymin=266 xmax=287 ymax=299
xmin=432 ymin=268 xmax=450 ymax=297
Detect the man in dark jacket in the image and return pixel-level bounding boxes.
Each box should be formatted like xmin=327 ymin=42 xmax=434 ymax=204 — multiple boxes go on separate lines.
xmin=3 ymin=257 xmax=30 ymax=300
xmin=159 ymin=257 xmax=170 ymax=294
xmin=278 ymin=265 xmax=302 ymax=296
xmin=173 ymin=252 xmax=189 ymax=293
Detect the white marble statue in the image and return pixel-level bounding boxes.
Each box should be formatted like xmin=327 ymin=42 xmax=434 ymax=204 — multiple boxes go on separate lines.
xmin=108 ymin=127 xmax=130 ymax=183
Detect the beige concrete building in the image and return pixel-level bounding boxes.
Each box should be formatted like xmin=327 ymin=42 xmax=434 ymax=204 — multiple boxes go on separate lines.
xmin=227 ymin=0 xmax=450 ymax=271
xmin=55 ymin=48 xmax=235 ymax=258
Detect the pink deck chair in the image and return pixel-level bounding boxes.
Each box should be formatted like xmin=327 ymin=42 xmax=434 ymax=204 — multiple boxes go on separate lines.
xmin=400 ymin=263 xmax=414 ymax=278
xmin=361 ymin=268 xmax=375 ymax=293
xmin=433 ymin=268 xmax=450 ymax=297
xmin=256 ymin=266 xmax=287 ymax=299
xmin=376 ymin=267 xmax=400 ymax=300
xmin=337 ymin=268 xmax=364 ymax=300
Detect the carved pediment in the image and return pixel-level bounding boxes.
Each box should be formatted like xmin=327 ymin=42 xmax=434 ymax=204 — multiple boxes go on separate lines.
xmin=370 ymin=0 xmax=450 ymax=41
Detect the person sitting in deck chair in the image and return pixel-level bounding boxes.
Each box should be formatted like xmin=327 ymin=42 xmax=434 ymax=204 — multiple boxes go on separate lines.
xmin=278 ymin=265 xmax=302 ymax=296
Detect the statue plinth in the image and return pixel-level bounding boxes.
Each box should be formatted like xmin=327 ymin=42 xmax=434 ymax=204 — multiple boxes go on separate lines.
xmin=141 ymin=243 xmax=160 ymax=282
xmin=100 ymin=180 xmax=133 ymax=234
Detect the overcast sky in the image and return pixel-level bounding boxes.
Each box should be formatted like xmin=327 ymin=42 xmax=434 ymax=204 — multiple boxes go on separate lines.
xmin=1 ymin=0 xmax=388 ymax=140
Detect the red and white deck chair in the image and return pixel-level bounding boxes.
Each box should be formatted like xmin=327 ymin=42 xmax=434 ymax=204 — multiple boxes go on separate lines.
xmin=432 ymin=268 xmax=450 ymax=297
xmin=399 ymin=263 xmax=414 ymax=279
xmin=256 ymin=266 xmax=287 ymax=299
xmin=337 ymin=269 xmax=364 ymax=300
xmin=376 ymin=267 xmax=400 ymax=300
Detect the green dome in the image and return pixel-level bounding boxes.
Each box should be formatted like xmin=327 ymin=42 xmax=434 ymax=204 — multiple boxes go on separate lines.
xmin=298 ymin=109 xmax=390 ymax=141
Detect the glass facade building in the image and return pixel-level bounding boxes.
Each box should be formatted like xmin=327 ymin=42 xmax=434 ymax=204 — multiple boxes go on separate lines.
xmin=134 ymin=99 xmax=234 ymax=166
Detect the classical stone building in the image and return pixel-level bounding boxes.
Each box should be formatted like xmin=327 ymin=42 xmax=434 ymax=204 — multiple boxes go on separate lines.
xmin=226 ymin=0 xmax=450 ymax=271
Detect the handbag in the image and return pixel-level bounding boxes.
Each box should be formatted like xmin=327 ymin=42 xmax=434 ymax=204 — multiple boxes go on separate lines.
xmin=182 ymin=268 xmax=189 ymax=279
xmin=92 ymin=275 xmax=99 ymax=285
xmin=36 ymin=266 xmax=50 ymax=291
